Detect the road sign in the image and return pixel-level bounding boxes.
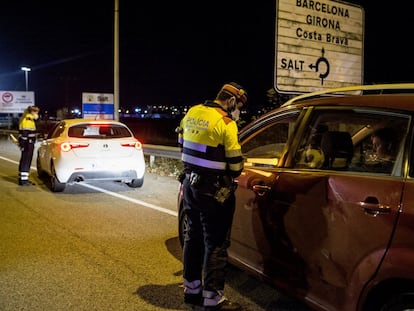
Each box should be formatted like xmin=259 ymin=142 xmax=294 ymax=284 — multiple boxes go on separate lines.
xmin=275 ymin=0 xmax=364 ymax=94
xmin=0 ymin=91 xmax=35 ymax=113
xmin=82 ymin=93 xmax=114 ymax=119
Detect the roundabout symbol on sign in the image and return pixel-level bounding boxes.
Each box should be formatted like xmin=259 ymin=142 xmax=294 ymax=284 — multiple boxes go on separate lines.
xmin=309 ymin=48 xmax=330 ymax=85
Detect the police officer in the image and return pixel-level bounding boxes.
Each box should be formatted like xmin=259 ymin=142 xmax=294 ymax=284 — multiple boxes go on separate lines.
xmin=18 ymin=105 xmax=40 ymax=186
xmin=177 ymin=82 xmax=247 ymax=310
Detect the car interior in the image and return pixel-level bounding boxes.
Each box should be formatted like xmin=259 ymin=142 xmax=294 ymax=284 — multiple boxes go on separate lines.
xmin=241 ymin=108 xmax=410 ymax=176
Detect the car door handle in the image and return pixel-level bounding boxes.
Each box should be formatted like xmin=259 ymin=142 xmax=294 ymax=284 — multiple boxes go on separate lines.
xmin=252 ymin=184 xmax=271 ymax=196
xmin=359 ymin=201 xmax=391 ymax=217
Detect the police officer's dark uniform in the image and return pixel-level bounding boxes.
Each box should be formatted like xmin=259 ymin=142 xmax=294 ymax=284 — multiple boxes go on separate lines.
xmin=177 ymin=82 xmax=247 ymax=311
xmin=18 ymin=105 xmax=40 ymax=186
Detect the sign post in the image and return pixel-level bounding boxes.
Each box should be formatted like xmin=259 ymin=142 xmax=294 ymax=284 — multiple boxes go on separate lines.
xmin=275 ymin=0 xmax=364 ymax=94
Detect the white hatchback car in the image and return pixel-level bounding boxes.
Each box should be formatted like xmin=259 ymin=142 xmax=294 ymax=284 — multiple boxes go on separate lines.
xmin=36 ymin=119 xmax=145 ymax=192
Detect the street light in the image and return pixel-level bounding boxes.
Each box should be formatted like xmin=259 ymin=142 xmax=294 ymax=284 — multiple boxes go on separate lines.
xmin=21 ymin=66 xmax=31 ymax=91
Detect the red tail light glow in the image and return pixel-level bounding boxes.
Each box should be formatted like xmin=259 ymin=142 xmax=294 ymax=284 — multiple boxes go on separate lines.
xmin=60 ymin=142 xmax=90 ymax=152
xmin=121 ymin=141 xmax=142 ymax=150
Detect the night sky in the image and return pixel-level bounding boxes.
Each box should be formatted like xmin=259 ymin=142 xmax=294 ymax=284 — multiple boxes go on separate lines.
xmin=0 ymin=1 xmax=412 ymax=114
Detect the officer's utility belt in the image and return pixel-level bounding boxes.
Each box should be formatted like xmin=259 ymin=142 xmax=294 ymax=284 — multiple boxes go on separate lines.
xmin=20 ymin=132 xmax=36 ymax=138
xmin=184 ymin=171 xmax=237 ymax=204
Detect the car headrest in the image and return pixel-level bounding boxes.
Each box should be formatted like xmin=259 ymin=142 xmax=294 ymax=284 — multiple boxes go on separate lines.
xmin=320 ymin=131 xmax=354 ymax=169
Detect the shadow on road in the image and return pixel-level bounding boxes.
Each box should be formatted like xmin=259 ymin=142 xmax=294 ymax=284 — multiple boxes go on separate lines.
xmin=135 ymin=237 xmax=310 ymax=311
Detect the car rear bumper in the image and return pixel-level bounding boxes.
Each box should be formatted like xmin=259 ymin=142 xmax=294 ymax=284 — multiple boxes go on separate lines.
xmin=66 ymin=169 xmax=142 ymax=183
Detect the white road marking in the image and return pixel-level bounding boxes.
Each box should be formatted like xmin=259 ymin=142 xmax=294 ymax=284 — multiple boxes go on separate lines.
xmin=0 ymin=156 xmax=24 ymax=166
xmin=0 ymin=155 xmax=178 ymax=217
xmin=80 ymin=182 xmax=178 ymax=217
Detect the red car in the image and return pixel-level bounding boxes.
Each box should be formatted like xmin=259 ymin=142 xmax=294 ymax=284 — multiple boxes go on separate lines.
xmin=178 ymin=84 xmax=414 ymax=311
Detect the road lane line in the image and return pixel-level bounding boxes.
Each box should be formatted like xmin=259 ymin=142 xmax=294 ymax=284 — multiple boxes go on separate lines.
xmin=0 ymin=155 xmax=178 ymax=217
xmin=0 ymin=156 xmax=37 ymax=170
xmin=79 ymin=182 xmax=178 ymax=217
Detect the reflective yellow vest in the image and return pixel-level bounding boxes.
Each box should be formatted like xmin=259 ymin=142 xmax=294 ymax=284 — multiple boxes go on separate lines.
xmin=19 ymin=113 xmax=37 ymax=132
xmin=178 ymin=101 xmax=243 ymax=177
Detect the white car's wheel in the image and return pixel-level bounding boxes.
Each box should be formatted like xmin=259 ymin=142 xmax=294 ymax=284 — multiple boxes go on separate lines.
xmin=36 ymin=153 xmax=47 ymax=178
xmin=126 ymin=178 xmax=144 ymax=188
xmin=50 ymin=163 xmax=66 ymax=192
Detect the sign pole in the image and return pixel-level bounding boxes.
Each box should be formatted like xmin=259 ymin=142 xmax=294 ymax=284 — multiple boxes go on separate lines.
xmin=114 ymin=0 xmax=119 ymax=121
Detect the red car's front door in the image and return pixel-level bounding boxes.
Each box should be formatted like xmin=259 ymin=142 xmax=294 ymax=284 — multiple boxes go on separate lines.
xmin=231 ymin=168 xmax=403 ymax=311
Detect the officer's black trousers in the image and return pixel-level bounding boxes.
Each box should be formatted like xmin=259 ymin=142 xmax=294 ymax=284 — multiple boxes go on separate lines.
xmin=18 ymin=137 xmax=35 ymax=183
xmin=182 ymin=175 xmax=236 ymax=295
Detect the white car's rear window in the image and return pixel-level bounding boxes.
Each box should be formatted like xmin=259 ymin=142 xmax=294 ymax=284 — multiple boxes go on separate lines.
xmin=68 ymin=124 xmax=132 ymax=139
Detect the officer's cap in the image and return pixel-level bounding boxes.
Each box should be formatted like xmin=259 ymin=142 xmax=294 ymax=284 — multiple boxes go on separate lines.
xmin=221 ymin=82 xmax=248 ymax=105
xmin=28 ymin=106 xmax=40 ymax=113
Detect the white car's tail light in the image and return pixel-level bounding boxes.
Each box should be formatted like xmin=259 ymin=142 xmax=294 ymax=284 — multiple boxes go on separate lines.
xmin=60 ymin=142 xmax=90 ymax=152
xmin=121 ymin=141 xmax=142 ymax=150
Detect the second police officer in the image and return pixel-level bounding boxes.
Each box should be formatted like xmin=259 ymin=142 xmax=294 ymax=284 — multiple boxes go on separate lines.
xmin=18 ymin=105 xmax=40 ymax=186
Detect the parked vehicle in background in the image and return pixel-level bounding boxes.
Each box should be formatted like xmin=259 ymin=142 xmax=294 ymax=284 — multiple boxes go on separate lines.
xmin=37 ymin=119 xmax=145 ymax=192
xmin=178 ymin=84 xmax=414 ymax=311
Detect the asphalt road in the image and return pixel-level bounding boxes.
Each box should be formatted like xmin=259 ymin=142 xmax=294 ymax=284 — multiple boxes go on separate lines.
xmin=0 ymin=137 xmax=310 ymax=311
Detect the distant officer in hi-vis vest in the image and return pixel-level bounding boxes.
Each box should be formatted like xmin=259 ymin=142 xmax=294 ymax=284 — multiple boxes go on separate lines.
xmin=18 ymin=105 xmax=40 ymax=186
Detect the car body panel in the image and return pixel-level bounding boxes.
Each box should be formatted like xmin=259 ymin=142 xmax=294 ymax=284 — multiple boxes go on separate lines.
xmin=232 ymin=168 xmax=403 ymax=310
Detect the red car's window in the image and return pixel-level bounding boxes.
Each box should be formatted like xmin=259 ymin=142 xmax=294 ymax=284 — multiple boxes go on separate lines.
xmin=294 ymin=108 xmax=410 ymax=176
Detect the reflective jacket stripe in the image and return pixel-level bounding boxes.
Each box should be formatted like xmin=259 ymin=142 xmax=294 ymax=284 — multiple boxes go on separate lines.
xmin=183 ymin=140 xmax=207 ymax=153
xmin=228 ymin=161 xmax=243 ymax=172
xmin=181 ymin=153 xmax=227 ymax=170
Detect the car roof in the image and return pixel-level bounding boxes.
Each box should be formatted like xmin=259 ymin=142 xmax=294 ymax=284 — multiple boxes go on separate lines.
xmin=280 ymin=83 xmax=414 ymax=111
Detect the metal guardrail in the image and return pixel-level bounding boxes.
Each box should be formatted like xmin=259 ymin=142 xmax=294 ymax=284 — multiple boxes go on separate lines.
xmin=0 ymin=129 xmax=19 ymax=136
xmin=142 ymin=144 xmax=181 ymax=159
xmin=0 ymin=129 xmax=181 ymax=160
